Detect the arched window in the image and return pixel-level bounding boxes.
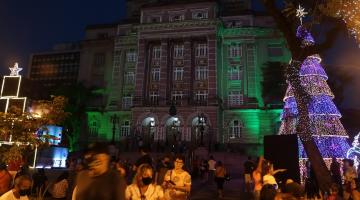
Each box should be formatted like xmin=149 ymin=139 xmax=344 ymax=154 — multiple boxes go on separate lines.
xmin=230 ymin=120 xmax=243 ymax=139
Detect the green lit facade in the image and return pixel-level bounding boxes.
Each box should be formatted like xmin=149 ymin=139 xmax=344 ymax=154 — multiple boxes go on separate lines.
xmin=217 ymin=23 xmax=290 ymax=154
xmin=82 ymin=2 xmax=291 ymax=155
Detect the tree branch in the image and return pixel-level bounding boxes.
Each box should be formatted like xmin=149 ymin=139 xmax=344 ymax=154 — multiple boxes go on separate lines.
xmin=305 ymin=20 xmax=344 ymax=57
xmin=262 ymin=0 xmax=299 ymax=55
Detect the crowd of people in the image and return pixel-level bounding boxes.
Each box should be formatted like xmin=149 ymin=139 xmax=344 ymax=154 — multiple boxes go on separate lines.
xmin=0 ymin=143 xmax=196 ymax=200
xmin=2 ymin=144 xmax=360 ymax=200
xmin=243 ymin=156 xmax=360 ymax=200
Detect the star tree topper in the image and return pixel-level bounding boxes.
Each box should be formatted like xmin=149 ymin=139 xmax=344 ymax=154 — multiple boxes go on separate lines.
xmin=9 ymin=62 xmax=23 ymax=76
xmin=296 ymin=4 xmax=308 ymax=25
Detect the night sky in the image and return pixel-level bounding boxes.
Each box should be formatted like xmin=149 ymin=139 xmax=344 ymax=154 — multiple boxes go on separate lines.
xmin=0 ymin=0 xmax=360 ymax=109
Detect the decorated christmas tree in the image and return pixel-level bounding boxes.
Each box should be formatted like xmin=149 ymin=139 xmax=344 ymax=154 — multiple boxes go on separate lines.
xmin=278 ymin=25 xmax=351 ymax=179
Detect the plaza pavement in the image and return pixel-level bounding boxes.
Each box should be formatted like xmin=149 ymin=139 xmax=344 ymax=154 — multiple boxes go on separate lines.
xmin=190 ymin=178 xmax=252 ymax=200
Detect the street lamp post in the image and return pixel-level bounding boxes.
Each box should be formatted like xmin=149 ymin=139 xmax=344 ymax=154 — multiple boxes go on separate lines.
xmin=110 ymin=114 xmax=119 ymax=144
xmin=198 ymin=113 xmax=206 ymax=146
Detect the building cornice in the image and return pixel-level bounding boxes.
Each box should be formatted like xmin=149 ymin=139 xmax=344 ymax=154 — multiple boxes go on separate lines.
xmin=115 ymin=34 xmax=138 ymax=46
xmin=135 ymin=19 xmax=220 ymax=31
xmin=219 ymin=27 xmax=281 ymax=37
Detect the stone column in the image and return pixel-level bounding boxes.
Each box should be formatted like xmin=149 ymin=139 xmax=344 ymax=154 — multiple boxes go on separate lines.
xmin=159 ymin=39 xmax=168 ymax=106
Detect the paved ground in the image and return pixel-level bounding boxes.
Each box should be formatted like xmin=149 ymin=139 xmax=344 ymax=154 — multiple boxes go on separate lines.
xmin=190 ymin=178 xmax=253 ymax=200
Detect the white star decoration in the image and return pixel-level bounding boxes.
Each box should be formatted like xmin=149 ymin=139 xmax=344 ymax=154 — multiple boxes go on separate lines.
xmin=296 ymin=5 xmax=308 ymax=25
xmin=9 ymin=62 xmax=23 ymax=76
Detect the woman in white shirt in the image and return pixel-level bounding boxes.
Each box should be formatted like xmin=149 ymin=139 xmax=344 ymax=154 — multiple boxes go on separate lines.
xmin=262 ymin=161 xmax=286 ymax=189
xmin=125 ymin=164 xmax=164 ymax=200
xmin=163 ymin=155 xmax=191 ymax=200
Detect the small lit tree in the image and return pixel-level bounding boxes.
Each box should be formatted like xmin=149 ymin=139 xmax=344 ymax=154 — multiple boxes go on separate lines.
xmin=0 ymin=96 xmax=69 ymax=163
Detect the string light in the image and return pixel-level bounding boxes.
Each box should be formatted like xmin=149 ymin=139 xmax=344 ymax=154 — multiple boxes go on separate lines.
xmin=320 ymin=0 xmax=360 ymax=44
xmin=279 ymin=24 xmax=350 ymax=181
xmin=299 ymin=158 xmax=344 ymax=184
xmin=347 ymin=132 xmax=360 ymax=170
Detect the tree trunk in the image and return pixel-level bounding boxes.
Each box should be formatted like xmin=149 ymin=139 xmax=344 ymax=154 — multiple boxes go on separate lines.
xmin=288 ymin=60 xmax=332 ymax=191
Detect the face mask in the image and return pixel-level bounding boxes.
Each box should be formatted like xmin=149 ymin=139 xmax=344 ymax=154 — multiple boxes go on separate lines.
xmin=142 ymin=177 xmax=152 ymax=185
xmin=164 ymin=161 xmax=170 ymax=166
xmin=19 ymin=189 xmax=30 ymax=196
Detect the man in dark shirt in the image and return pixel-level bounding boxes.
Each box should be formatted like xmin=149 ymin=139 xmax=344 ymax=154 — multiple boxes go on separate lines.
xmin=155 ymin=155 xmax=171 ymax=185
xmin=73 ymin=143 xmax=126 ymax=200
xmin=133 ymin=146 xmax=152 ymax=171
xmin=244 ymin=156 xmax=255 ymax=192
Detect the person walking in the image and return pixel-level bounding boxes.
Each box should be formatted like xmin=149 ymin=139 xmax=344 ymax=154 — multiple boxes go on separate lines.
xmin=125 ymin=164 xmax=164 ymax=200
xmin=252 ymin=157 xmax=264 ymax=200
xmin=330 ymin=158 xmax=343 ymax=196
xmin=163 ymin=155 xmax=191 ymax=200
xmin=208 ymin=156 xmax=216 ymax=182
xmin=50 ymin=171 xmax=69 ymax=200
xmin=344 ymin=159 xmax=358 ymax=200
xmin=215 ymin=161 xmax=226 ymax=198
xmin=244 ymin=157 xmax=255 ymax=192
xmin=0 ymin=175 xmax=31 ymax=200
xmin=0 ymin=163 xmax=12 ymax=196
xmin=133 ymin=147 xmax=153 ymax=172
xmin=200 ymin=159 xmax=208 ymax=182
xmin=32 ymin=168 xmax=48 ymax=195
xmin=72 ymin=142 xmax=126 ymax=200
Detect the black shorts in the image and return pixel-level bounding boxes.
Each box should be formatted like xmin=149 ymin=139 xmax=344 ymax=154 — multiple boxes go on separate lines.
xmin=215 ymin=177 xmax=225 ymax=189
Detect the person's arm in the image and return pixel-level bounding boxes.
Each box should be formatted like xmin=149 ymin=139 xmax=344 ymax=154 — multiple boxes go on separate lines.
xmin=172 ymin=173 xmax=191 ymax=193
xmin=71 ymin=186 xmax=77 ymax=200
xmin=255 ymin=157 xmax=264 ymax=172
xmin=272 ymin=169 xmax=287 ymax=175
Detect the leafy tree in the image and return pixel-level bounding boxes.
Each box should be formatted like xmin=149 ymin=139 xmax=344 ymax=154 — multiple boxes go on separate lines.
xmin=52 ymin=83 xmax=99 ymax=152
xmin=0 ymin=96 xmax=68 ymax=163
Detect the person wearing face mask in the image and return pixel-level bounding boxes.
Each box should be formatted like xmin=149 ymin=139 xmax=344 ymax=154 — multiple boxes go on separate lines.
xmin=0 ymin=175 xmax=31 ymax=200
xmin=125 ymin=164 xmax=164 ymax=200
xmin=72 ymin=142 xmax=126 ymax=200
xmin=155 ymin=156 xmax=171 ymax=185
xmin=163 ymin=155 xmax=191 ymax=200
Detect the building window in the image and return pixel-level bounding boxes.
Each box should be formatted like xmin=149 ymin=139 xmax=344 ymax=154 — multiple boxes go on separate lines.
xmin=195 ymin=90 xmax=208 ymax=102
xmin=149 ymin=91 xmax=159 ymax=105
xmin=173 ymin=67 xmax=184 ymax=81
xmin=148 ymin=16 xmax=162 ymax=23
xmin=268 ymin=44 xmax=283 ymax=57
xmin=229 ymin=45 xmax=242 ymax=58
xmin=195 ymin=66 xmax=208 ymax=80
xmin=170 ymin=15 xmax=184 ymax=22
xmin=174 ymin=45 xmax=184 ymax=58
xmin=172 ymin=91 xmax=184 ymax=103
xmin=230 ymin=120 xmax=242 ymax=139
xmin=93 ymin=53 xmax=105 ymax=66
xmin=195 ymin=43 xmax=208 ymax=57
xmin=153 ymin=46 xmax=161 ymax=59
xmin=126 ymin=51 xmax=137 ymax=62
xmin=122 ymin=96 xmax=133 ymax=109
xmin=192 ymin=11 xmax=208 ymax=19
xmin=151 ymin=68 xmax=160 ymax=81
xmin=89 ymin=121 xmax=98 ymax=136
xmin=124 ymin=72 xmax=135 ymax=84
xmin=228 ymin=91 xmax=243 ymax=106
xmin=228 ymin=66 xmax=242 ymax=80
xmin=109 ymin=99 xmax=118 ymax=107
xmin=120 ymin=121 xmax=131 ymax=137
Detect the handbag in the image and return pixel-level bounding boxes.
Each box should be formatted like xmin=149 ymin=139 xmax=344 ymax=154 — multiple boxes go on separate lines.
xmin=225 ymin=173 xmax=231 ymax=181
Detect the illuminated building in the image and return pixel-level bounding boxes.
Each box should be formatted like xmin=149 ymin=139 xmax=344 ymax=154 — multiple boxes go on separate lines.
xmin=28 ymin=43 xmax=80 ymax=89
xmin=28 ymin=0 xmax=291 ymax=154
xmin=86 ymin=0 xmax=291 ymax=154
